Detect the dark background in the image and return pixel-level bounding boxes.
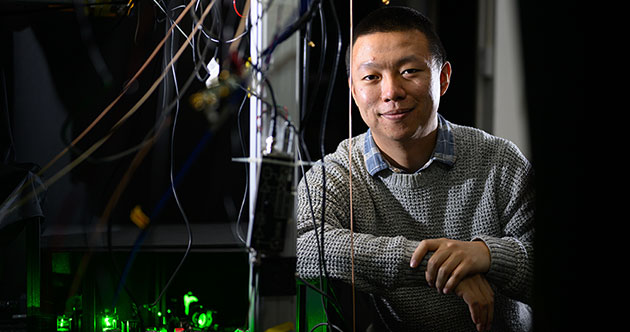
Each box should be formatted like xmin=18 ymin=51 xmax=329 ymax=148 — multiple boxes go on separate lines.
xmin=1 ymin=0 xmax=583 ymax=330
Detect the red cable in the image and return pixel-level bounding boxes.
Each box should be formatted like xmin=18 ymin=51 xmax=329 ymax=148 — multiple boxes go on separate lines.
xmin=233 ymin=0 xmax=243 ymax=17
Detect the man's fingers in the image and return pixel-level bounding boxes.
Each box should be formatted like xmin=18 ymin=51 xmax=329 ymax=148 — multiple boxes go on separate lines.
xmin=410 ymin=238 xmax=442 ymax=268
xmin=410 ymin=242 xmax=428 ymax=268
xmin=434 ymin=255 xmax=462 ymax=293
xmin=463 ymin=285 xmax=483 ymax=329
xmin=425 ymin=248 xmax=450 ymax=288
xmin=472 ymin=277 xmax=494 ymax=331
xmin=457 ymin=275 xmax=494 ymax=331
xmin=442 ymin=263 xmax=466 ymax=294
xmin=479 ymin=276 xmax=494 ymax=331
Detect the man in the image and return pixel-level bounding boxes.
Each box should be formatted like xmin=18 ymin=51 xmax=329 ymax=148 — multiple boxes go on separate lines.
xmin=297 ymin=6 xmax=534 ymax=332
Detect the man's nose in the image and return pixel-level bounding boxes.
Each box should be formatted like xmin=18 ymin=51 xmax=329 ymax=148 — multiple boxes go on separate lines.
xmin=381 ymin=74 xmax=406 ymax=102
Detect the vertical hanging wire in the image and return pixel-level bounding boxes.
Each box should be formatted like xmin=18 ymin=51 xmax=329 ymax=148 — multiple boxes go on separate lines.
xmin=348 ymin=0 xmax=356 ymax=331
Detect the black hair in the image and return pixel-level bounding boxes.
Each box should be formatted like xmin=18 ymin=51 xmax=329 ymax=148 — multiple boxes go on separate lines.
xmin=345 ymin=6 xmax=447 ymax=75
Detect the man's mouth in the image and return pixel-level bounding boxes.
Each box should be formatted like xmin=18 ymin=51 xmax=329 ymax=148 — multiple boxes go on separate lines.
xmin=380 ymin=109 xmax=412 ymax=120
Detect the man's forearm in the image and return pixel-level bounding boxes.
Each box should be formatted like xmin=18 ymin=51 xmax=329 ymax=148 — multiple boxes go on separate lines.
xmin=297 ymin=225 xmax=432 ymax=293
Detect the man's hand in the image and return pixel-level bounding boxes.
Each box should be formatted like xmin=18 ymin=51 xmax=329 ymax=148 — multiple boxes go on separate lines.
xmin=410 ymin=238 xmax=491 ymax=294
xmin=455 ymin=274 xmax=494 ymax=332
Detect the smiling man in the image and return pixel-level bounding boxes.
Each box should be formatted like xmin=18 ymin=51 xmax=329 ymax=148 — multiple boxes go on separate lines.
xmin=297 ymin=6 xmax=534 ymax=332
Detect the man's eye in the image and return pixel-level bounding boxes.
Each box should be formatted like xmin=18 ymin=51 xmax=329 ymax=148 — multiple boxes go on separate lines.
xmin=402 ymin=69 xmax=420 ymax=75
xmin=362 ymin=75 xmax=378 ymax=81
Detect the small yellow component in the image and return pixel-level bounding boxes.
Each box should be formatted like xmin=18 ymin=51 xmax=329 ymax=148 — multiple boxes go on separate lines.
xmin=382 ymin=0 xmax=390 ymax=4
xmin=190 ymin=92 xmax=205 ymax=110
xmin=264 ymin=322 xmax=295 ymax=332
xmin=190 ymin=91 xmax=218 ymax=110
xmin=219 ymin=69 xmax=231 ymax=81
xmin=308 ymin=41 xmax=315 ymax=47
xmin=130 ymin=205 xmax=150 ymax=229
xmin=218 ymin=85 xmax=230 ymax=98
xmin=127 ymin=2 xmax=135 ymax=16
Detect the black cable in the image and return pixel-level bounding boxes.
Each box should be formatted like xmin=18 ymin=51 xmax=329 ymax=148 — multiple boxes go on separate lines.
xmin=319 ymin=0 xmax=343 ymax=277
xmin=261 ymin=0 xmax=322 ymax=65
xmin=318 ymin=0 xmax=330 ymax=279
xmin=233 ymin=64 xmax=346 ymax=326
xmin=300 ymin=1 xmax=328 ymax=132
xmin=297 ymin=150 xmax=347 ymax=332
xmin=147 ymin=17 xmax=193 ymax=307
xmin=243 ymin=69 xmax=347 ymax=328
xmin=309 ymin=322 xmax=345 ymax=332
xmin=245 ymin=60 xmax=280 ymax=149
xmin=110 ymin=14 xmax=220 ymax=309
xmin=264 ymin=76 xmax=279 ymax=148
xmin=189 ymin=0 xmax=274 ymax=49
xmin=143 ymin=0 xmax=256 ymax=304
xmin=299 ymin=8 xmax=313 ymax=135
xmin=298 ymin=150 xmax=330 ymax=323
xmin=294 ymin=108 xmax=344 ymax=332
xmin=313 ymin=0 xmax=343 ymax=325
xmin=234 ymin=93 xmax=250 ymax=245
xmin=218 ymin=1 xmax=347 ymax=327
xmin=298 ymin=1 xmax=328 ymax=163
xmin=309 ymin=0 xmax=333 ymax=325
xmin=147 ymin=38 xmax=253 ymax=309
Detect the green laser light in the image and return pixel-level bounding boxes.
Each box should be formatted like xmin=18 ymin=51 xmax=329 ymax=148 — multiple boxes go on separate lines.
xmin=183 ymin=291 xmax=199 ymax=316
xmin=192 ymin=311 xmax=213 ymax=329
xmin=100 ymin=311 xmax=118 ymax=331
xmin=198 ymin=313 xmax=207 ymax=327
xmin=56 ymin=315 xmax=71 ymax=331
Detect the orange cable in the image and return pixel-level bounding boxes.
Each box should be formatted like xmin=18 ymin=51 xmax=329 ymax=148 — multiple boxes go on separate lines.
xmin=1 ymin=0 xmax=217 ymax=222
xmin=39 ymin=0 xmax=198 ymax=177
xmin=0 ymin=0 xmax=198 ymax=221
xmin=348 ymin=0 xmax=356 ymax=331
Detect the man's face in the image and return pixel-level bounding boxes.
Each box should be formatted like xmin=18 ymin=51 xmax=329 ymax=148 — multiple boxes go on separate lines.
xmin=350 ymin=30 xmax=451 ymax=147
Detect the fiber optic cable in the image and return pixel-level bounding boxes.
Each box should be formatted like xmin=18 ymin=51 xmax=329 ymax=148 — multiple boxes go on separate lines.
xmin=45 ymin=0 xmax=219 ymax=311
xmin=0 ymin=0 xmax=200 ymax=221
xmin=0 ymin=0 xmax=216 ymax=222
xmin=73 ymin=25 xmax=220 ymax=310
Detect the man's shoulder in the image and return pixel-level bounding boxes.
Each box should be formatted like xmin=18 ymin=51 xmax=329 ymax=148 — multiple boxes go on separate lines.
xmin=304 ymin=133 xmax=368 ymax=175
xmin=448 ymin=121 xmax=529 ymax=166
xmin=299 ymin=133 xmax=370 ymax=190
xmin=449 ymin=121 xmax=499 ymax=143
xmin=328 ymin=132 xmax=368 ymax=161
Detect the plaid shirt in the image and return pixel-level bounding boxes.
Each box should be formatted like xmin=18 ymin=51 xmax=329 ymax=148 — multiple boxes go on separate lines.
xmin=363 ymin=114 xmax=456 ymax=175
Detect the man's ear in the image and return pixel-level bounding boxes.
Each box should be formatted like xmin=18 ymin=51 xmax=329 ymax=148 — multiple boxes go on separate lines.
xmin=440 ymin=61 xmax=452 ymax=96
xmin=348 ymin=77 xmax=355 ymax=99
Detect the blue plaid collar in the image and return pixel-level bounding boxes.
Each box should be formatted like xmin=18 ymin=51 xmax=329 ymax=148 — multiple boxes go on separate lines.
xmin=363 ymin=114 xmax=456 ymax=176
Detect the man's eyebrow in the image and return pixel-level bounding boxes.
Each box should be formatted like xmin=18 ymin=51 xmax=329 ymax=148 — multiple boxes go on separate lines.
xmin=356 ymin=55 xmax=425 ymax=70
xmin=357 ymin=61 xmax=380 ymax=71
xmin=395 ymin=55 xmax=423 ymax=66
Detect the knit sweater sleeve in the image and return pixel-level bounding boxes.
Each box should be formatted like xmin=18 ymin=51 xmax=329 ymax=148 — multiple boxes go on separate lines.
xmin=473 ymin=140 xmax=535 ymax=305
xmin=296 ymin=145 xmax=424 ymax=294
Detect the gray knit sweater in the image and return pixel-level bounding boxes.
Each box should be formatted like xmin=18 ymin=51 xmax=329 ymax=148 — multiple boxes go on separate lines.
xmin=296 ymin=121 xmax=535 ymax=331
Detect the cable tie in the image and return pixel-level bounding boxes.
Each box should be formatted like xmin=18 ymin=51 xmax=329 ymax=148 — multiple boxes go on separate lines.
xmin=205 ymin=58 xmax=221 ymax=88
